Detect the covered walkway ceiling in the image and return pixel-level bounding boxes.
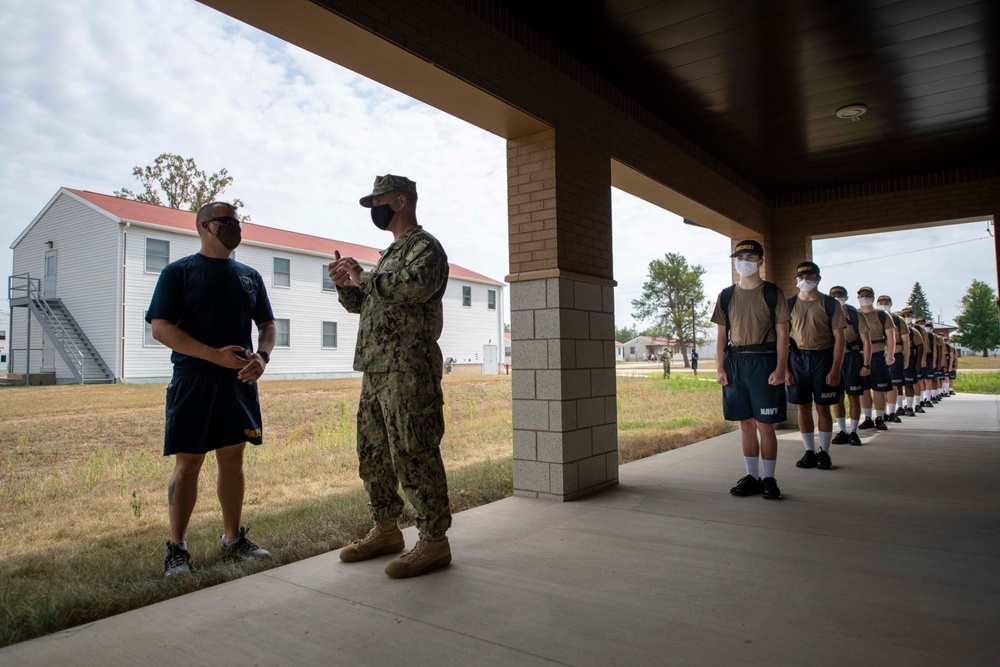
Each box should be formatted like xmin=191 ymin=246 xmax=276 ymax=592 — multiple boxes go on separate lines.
xmin=496 ymin=0 xmax=999 ymax=196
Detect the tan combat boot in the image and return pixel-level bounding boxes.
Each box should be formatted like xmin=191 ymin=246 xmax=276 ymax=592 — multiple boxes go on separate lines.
xmin=339 ymin=520 xmax=405 ymax=562
xmin=384 ymin=532 xmax=451 ymax=578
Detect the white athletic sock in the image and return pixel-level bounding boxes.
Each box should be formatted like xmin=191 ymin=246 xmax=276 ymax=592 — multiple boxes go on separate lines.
xmin=801 ymin=432 xmax=816 ymax=452
xmin=744 ymin=457 xmax=759 ymax=479
xmin=762 ymin=459 xmax=777 ymax=479
xmin=922 ymin=390 xmax=929 ymax=401
xmin=875 ymin=409 xmax=884 ymax=419
xmin=896 ymin=396 xmax=903 ymax=410
xmin=849 ymin=419 xmax=859 ymax=433
xmin=863 ymin=408 xmax=872 ymax=419
xmin=819 ymin=431 xmax=833 ymax=452
xmin=886 ymin=403 xmax=895 ymax=416
xmin=906 ymin=397 xmax=914 ymax=408
xmin=836 ymin=417 xmax=847 ymax=433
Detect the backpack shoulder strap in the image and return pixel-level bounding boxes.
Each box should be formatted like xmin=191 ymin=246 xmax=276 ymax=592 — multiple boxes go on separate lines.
xmin=762 ymin=282 xmax=778 ymax=345
xmin=845 ymin=304 xmax=859 ymax=333
xmin=823 ymin=295 xmax=836 ymax=330
xmin=786 ymin=295 xmax=797 ymax=314
xmin=720 ymin=285 xmax=736 ymax=342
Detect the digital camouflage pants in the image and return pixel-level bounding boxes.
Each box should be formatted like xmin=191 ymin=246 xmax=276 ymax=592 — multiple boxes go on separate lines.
xmin=356 ymin=371 xmax=452 ymax=537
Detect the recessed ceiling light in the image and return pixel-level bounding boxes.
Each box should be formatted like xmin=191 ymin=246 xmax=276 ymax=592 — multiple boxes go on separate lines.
xmin=836 ymin=104 xmax=868 ymax=121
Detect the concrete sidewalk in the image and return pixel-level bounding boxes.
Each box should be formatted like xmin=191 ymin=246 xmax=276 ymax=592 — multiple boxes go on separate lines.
xmin=4 ymin=394 xmax=998 ymax=666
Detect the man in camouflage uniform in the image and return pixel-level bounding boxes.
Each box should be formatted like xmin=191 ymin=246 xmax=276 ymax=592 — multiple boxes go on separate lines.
xmin=328 ymin=174 xmax=452 ymax=578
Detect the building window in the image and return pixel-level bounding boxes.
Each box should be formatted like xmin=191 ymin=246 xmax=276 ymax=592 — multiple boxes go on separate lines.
xmin=143 ymin=311 xmax=161 ymax=347
xmin=274 ymin=258 xmax=291 ymax=287
xmin=488 ymin=289 xmax=496 ymax=310
xmin=630 ymin=346 xmax=636 ymax=355
xmin=275 ymin=319 xmax=290 ymax=347
xmin=145 ymin=238 xmax=170 ymax=273
xmin=0 ymin=330 xmax=6 ymax=341
xmin=322 ymin=321 xmax=338 ymax=348
xmin=0 ymin=354 xmax=5 ymax=363
xmin=462 ymin=286 xmax=471 ymax=307
xmin=322 ymin=264 xmax=337 ymax=292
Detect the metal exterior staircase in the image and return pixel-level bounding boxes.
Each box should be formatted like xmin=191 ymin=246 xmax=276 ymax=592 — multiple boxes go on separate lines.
xmin=8 ymin=274 xmax=115 ymax=384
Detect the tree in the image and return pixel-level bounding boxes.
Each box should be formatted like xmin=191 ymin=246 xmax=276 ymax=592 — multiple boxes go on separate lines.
xmin=115 ymin=153 xmax=247 ymax=215
xmin=952 ymin=280 xmax=1000 ymax=357
xmin=614 ymin=325 xmax=637 ymax=343
xmin=907 ymin=282 xmax=932 ymax=321
xmin=631 ymin=252 xmax=711 ymax=367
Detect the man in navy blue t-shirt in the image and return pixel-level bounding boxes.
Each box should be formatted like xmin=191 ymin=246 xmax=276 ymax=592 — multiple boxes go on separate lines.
xmin=146 ymin=201 xmax=276 ymax=577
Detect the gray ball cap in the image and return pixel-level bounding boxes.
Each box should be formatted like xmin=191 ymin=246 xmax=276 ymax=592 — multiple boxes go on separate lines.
xmin=359 ymin=174 xmax=418 ymax=208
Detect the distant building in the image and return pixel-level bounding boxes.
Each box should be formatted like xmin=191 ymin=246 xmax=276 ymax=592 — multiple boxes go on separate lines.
xmin=621 ymin=336 xmax=676 ymax=361
xmin=7 ymin=188 xmax=505 ymax=383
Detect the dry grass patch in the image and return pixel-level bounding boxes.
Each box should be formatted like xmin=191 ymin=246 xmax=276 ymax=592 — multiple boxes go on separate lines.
xmin=0 ymin=372 xmax=726 ymax=646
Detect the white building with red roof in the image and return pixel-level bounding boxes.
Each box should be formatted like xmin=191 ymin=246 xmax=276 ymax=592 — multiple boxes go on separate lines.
xmin=7 ymin=188 xmax=505 ymax=383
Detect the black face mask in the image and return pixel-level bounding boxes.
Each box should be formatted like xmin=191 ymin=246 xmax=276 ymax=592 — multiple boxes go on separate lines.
xmin=212 ymin=224 xmax=242 ymax=251
xmin=370 ymin=196 xmax=399 ymax=230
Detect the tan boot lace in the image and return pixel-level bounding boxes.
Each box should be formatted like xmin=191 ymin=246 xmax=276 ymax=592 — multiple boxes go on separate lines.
xmin=399 ymin=537 xmax=429 ymax=562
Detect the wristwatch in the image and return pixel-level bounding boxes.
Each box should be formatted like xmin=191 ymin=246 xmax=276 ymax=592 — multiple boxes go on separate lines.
xmin=862 ymin=364 xmax=870 ymax=368
xmin=258 ymin=350 xmax=270 ymax=364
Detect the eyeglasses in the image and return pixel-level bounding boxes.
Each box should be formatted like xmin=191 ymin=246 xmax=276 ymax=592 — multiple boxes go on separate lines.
xmin=205 ymin=215 xmax=241 ymax=228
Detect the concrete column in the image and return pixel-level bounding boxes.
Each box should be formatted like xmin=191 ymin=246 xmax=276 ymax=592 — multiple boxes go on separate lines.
xmin=507 ymin=128 xmax=618 ymax=500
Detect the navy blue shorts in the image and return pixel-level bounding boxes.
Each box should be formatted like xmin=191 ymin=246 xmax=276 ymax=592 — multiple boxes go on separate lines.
xmin=903 ymin=356 xmax=918 ymax=384
xmin=918 ymin=354 xmax=934 ymax=380
xmin=841 ymin=350 xmax=865 ymax=396
xmin=888 ymin=352 xmax=905 ymax=387
xmin=949 ymin=370 xmax=956 ymax=379
xmin=163 ymin=369 xmax=264 ymax=456
xmin=722 ymin=353 xmax=786 ymax=423
xmin=787 ymin=347 xmax=839 ymax=405
xmin=862 ymin=353 xmax=892 ymax=392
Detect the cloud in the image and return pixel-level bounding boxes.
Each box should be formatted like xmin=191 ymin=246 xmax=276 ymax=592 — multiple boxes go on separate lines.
xmin=1 ymin=0 xmax=993 ymax=330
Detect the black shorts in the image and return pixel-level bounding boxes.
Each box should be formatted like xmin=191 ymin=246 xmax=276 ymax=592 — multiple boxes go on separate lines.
xmin=691 ymin=360 xmax=698 ymax=369
xmin=841 ymin=350 xmax=865 ymax=396
xmin=888 ymin=351 xmax=905 ymax=387
xmin=903 ymin=356 xmax=918 ymax=384
xmin=862 ymin=352 xmax=892 ymax=392
xmin=918 ymin=354 xmax=934 ymax=380
xmin=787 ymin=347 xmax=839 ymax=405
xmin=163 ymin=368 xmax=264 ymax=456
xmin=949 ymin=370 xmax=956 ymax=379
xmin=722 ymin=353 xmax=786 ymax=424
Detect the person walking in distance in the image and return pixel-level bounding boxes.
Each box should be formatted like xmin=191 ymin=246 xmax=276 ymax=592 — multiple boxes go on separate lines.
xmin=712 ymin=240 xmax=791 ymax=500
xmin=147 ymin=201 xmax=276 ymax=577
xmin=785 ymin=263 xmax=846 ymax=471
xmin=329 ymin=174 xmax=453 ymax=578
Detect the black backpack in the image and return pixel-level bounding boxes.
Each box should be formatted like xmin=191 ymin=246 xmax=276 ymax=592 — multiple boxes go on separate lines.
xmin=841 ymin=303 xmax=862 ymax=351
xmin=720 ymin=282 xmax=778 ymax=351
xmin=787 ymin=294 xmax=837 ymax=352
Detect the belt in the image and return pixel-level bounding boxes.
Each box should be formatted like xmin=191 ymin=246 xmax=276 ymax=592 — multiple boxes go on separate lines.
xmin=729 ymin=342 xmax=777 ymax=354
xmin=793 ymin=346 xmax=833 ymax=355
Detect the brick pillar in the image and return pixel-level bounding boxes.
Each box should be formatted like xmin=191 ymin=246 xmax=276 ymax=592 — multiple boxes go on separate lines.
xmin=507 ymin=128 xmax=618 ymax=500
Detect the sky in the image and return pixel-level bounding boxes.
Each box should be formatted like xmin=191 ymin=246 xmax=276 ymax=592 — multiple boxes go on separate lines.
xmin=1 ymin=0 xmax=995 ymax=330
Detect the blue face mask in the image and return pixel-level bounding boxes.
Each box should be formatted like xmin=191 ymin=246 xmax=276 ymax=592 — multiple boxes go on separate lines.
xmin=370 ymin=196 xmax=400 ymax=230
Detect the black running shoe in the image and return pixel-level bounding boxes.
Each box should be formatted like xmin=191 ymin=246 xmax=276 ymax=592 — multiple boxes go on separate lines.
xmin=831 ymin=431 xmax=850 ymax=445
xmin=730 ymin=475 xmax=763 ymax=496
xmin=904 ymin=407 xmax=916 ymax=417
xmin=949 ymin=390 xmax=956 ymax=396
xmin=221 ymin=526 xmax=272 ymax=559
xmin=889 ymin=413 xmax=902 ymax=424
xmin=816 ymin=450 xmax=833 ymax=470
xmin=914 ymin=405 xmax=926 ymax=413
xmin=796 ymin=450 xmax=818 ymax=468
xmin=875 ymin=416 xmax=888 ymax=431
xmin=858 ymin=417 xmax=875 ymax=430
xmin=762 ymin=477 xmax=782 ymax=500
xmin=164 ymin=541 xmax=193 ymax=577
xmin=848 ymin=432 xmax=863 ymax=446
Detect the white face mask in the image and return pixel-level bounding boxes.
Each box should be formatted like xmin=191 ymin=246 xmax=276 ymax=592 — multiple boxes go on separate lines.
xmin=835 ymin=297 xmax=848 ymax=305
xmin=905 ymin=317 xmax=913 ymax=324
xmin=734 ymin=260 xmax=758 ymax=277
xmin=879 ymin=304 xmax=892 ymax=312
xmin=797 ymin=280 xmax=818 ymax=292
xmin=858 ymin=297 xmax=874 ymax=307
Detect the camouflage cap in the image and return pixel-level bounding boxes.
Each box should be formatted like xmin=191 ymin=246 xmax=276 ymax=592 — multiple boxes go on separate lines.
xmin=359 ymin=174 xmax=418 ymax=208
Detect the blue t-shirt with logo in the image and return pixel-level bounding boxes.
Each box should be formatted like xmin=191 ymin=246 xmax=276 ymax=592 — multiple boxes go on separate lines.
xmin=146 ymin=253 xmax=274 ymax=371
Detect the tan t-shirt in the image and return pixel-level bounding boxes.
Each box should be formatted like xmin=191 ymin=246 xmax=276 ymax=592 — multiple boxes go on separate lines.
xmin=842 ymin=304 xmax=870 ymax=349
xmin=711 ymin=283 xmax=791 ymax=347
xmin=860 ymin=310 xmax=889 ymax=353
xmin=909 ymin=324 xmax=924 ymax=353
xmin=789 ymin=295 xmax=847 ymax=350
xmin=890 ymin=313 xmax=909 ymax=353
